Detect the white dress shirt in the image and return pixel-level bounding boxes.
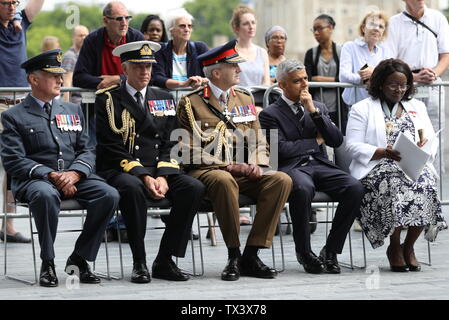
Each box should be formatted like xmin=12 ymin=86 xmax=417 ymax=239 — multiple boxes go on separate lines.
xmin=208 ymin=81 xmax=230 ymax=107
xmin=125 ymin=81 xmax=147 ymax=105
xmin=281 ymin=95 xmax=304 ymax=116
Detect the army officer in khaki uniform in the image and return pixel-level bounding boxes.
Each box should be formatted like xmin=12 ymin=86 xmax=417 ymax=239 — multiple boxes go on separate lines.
xmin=177 ymin=39 xmax=292 ymax=281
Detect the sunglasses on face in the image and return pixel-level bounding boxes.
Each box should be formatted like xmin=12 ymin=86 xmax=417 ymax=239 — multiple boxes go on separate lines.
xmin=106 ymin=15 xmax=133 ymax=22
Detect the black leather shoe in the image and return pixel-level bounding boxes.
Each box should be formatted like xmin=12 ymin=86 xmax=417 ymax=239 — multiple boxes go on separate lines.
xmin=296 ymin=251 xmax=324 ymax=274
xmin=191 ymin=233 xmax=199 ymax=240
xmin=131 ymin=262 xmax=151 ymax=283
xmin=240 ymin=255 xmax=277 ymax=279
xmin=221 ymin=257 xmax=240 ymax=281
xmin=152 ymin=259 xmax=190 ymax=281
xmin=319 ymin=246 xmax=341 ymax=274
xmin=0 ymin=231 xmax=31 ymax=243
xmin=65 ymin=257 xmax=101 ymax=284
xmin=39 ymin=260 xmax=58 ymax=287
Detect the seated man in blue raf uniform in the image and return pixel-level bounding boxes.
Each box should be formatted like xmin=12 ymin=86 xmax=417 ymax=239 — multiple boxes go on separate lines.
xmin=95 ymin=41 xmax=206 ymax=283
xmin=259 ymin=59 xmax=364 ymax=274
xmin=0 ymin=49 xmax=120 ymax=287
xmin=177 ymin=39 xmax=292 ymax=281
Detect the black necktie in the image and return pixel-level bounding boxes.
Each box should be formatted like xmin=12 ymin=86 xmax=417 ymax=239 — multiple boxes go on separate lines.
xmin=293 ymin=102 xmax=304 ymax=120
xmin=43 ymin=102 xmax=51 ymax=116
xmin=135 ymin=92 xmax=144 ymax=110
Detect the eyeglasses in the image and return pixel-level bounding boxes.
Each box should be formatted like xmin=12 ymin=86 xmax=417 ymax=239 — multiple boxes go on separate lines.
xmin=270 ymin=36 xmax=287 ymax=42
xmin=0 ymin=1 xmax=20 ymax=7
xmin=106 ymin=15 xmax=133 ymax=22
xmin=366 ymin=22 xmax=385 ymax=30
xmin=177 ymin=24 xmax=193 ymax=29
xmin=385 ymin=84 xmax=410 ymax=91
xmin=311 ymin=25 xmax=330 ymax=32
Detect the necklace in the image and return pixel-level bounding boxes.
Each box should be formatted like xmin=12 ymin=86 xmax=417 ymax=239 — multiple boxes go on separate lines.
xmin=382 ymin=101 xmax=400 ymax=134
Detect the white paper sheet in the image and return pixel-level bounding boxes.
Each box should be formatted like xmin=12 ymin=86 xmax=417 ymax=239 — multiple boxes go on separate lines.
xmin=392 ymin=131 xmax=431 ymax=181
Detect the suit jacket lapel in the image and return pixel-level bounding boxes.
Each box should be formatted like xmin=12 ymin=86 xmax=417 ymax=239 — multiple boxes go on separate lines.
xmin=23 ymin=95 xmax=49 ymax=119
xmin=207 ymin=93 xmax=225 ymax=114
xmin=120 ymin=85 xmax=146 ymax=119
xmin=276 ymin=97 xmax=303 ymax=135
xmin=139 ymin=87 xmax=159 ymax=134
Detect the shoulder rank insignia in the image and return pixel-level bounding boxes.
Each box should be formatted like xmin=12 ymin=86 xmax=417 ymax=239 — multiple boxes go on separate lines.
xmin=203 ymin=85 xmax=211 ymax=99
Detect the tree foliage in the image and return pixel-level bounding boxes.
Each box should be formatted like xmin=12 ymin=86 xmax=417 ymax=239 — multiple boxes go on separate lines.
xmin=26 ymin=2 xmax=103 ymax=57
xmin=183 ymin=0 xmax=239 ymax=46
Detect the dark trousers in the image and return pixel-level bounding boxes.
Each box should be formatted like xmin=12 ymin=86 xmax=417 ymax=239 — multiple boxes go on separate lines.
xmin=21 ymin=175 xmax=119 ymax=261
xmin=288 ymin=161 xmax=364 ymax=254
xmin=106 ymin=173 xmax=205 ymax=262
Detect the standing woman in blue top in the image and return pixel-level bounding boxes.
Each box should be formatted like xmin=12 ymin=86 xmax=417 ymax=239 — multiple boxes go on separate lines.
xmin=339 ymin=11 xmax=391 ymax=106
xmin=151 ymin=8 xmax=208 ymax=90
xmin=265 ymin=26 xmax=287 ymax=84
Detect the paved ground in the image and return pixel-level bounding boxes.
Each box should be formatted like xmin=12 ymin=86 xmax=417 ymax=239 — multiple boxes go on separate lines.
xmin=1 ymin=172 xmax=449 ymax=302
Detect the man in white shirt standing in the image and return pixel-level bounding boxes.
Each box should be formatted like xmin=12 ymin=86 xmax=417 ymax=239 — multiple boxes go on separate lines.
xmin=387 ymin=0 xmax=449 ymax=173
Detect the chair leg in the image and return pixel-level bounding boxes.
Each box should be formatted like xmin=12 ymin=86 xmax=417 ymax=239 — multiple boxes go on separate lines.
xmin=4 ymin=209 xmax=37 ymax=285
xmin=93 ymin=210 xmax=123 ymax=280
xmin=206 ymin=212 xmax=217 ymax=246
xmin=193 ymin=213 xmax=204 ymax=276
xmin=273 ymin=217 xmax=285 ymax=273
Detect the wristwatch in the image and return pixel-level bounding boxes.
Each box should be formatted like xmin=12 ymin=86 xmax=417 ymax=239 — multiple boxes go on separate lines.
xmin=310 ymin=108 xmax=321 ymax=118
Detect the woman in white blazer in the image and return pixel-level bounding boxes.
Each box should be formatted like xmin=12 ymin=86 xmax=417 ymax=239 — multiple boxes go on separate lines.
xmin=346 ymin=59 xmax=446 ymax=272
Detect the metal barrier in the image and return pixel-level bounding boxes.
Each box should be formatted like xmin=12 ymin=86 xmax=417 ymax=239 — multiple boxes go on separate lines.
xmin=0 ymin=82 xmax=447 ymax=204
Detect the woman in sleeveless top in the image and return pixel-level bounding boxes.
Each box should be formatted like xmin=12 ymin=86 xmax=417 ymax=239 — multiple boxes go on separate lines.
xmin=230 ymin=5 xmax=270 ymax=87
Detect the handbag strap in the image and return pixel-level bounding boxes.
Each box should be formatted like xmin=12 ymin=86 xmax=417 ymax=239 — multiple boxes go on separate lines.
xmin=402 ymin=11 xmax=438 ymax=38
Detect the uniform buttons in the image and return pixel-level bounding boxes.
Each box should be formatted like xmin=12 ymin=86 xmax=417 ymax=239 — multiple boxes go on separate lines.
xmin=155 ymin=144 xmax=159 ymax=149
xmin=205 ymin=123 xmax=209 ymax=127
xmin=136 ymin=134 xmax=140 ymax=138
xmin=55 ymin=137 xmax=58 ymax=140
xmin=59 ymin=152 xmax=63 ymax=155
xmin=155 ymin=156 xmax=159 ymax=161
xmin=155 ymin=133 xmax=159 ymax=138
xmin=135 ymin=145 xmax=140 ymax=150
xmin=51 ymin=121 xmax=54 ymax=124
xmin=136 ymin=158 xmax=140 ymax=162
xmin=30 ymin=129 xmax=34 ymax=133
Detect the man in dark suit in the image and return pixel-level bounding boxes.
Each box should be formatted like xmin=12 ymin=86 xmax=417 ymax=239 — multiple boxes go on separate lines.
xmin=259 ymin=59 xmax=364 ymax=274
xmin=0 ymin=49 xmax=120 ymax=287
xmin=95 ymin=41 xmax=205 ymax=283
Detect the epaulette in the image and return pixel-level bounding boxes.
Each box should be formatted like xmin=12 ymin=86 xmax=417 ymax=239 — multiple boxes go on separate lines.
xmin=233 ymin=87 xmax=251 ymax=96
xmin=185 ymin=86 xmax=205 ymax=97
xmin=95 ymin=84 xmax=120 ymax=95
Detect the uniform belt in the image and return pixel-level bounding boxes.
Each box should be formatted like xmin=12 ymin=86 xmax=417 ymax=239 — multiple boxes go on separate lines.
xmin=0 ymin=97 xmax=25 ymax=105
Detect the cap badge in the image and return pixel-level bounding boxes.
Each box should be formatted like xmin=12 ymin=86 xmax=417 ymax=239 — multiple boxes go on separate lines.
xmin=140 ymin=45 xmax=152 ymax=56
xmin=56 ymin=52 xmax=62 ymax=63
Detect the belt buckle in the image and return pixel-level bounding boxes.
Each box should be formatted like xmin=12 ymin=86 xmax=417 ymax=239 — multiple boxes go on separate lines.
xmin=57 ymin=159 xmax=65 ymax=171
